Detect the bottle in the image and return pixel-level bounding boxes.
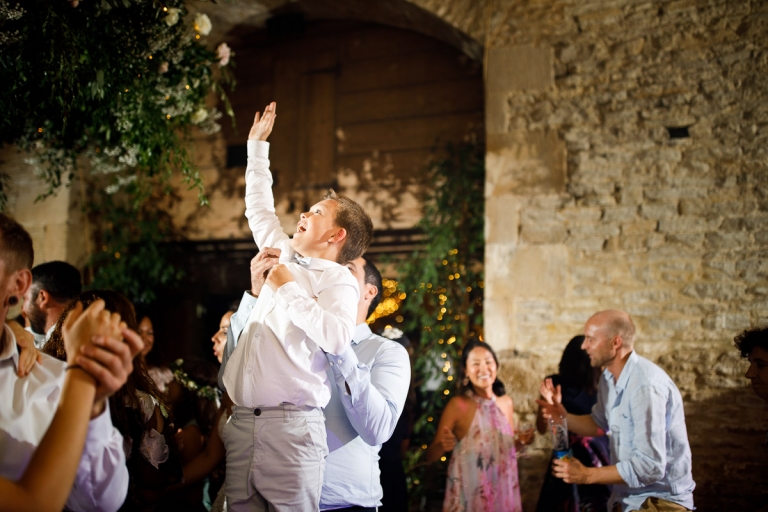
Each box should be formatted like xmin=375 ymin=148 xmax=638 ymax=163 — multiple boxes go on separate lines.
xmin=549 ymin=414 xmax=573 ymax=461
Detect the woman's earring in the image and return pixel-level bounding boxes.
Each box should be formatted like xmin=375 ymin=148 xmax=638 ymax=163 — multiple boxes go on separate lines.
xmin=7 ymin=296 xmax=18 ymax=306
xmin=462 ymin=376 xmax=469 ymax=386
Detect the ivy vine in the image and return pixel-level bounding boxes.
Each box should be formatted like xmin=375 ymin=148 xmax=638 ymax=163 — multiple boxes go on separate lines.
xmin=396 ymin=137 xmax=485 ymax=507
xmin=0 ymin=0 xmax=234 ymax=303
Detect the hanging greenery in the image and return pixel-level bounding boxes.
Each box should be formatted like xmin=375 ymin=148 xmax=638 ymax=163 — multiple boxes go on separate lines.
xmin=397 ymin=136 xmax=485 ymax=507
xmin=0 ymin=0 xmax=234 ymax=302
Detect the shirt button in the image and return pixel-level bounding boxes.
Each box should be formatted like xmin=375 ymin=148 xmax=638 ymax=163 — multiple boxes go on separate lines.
xmin=254 ymin=408 xmax=261 ymax=416
xmin=337 ymin=359 xmax=342 ymax=364
xmin=329 ymin=362 xmax=334 ymax=366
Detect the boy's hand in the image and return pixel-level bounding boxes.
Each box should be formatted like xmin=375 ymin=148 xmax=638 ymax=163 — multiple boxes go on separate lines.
xmin=250 ymin=248 xmax=281 ymax=297
xmin=248 ymin=102 xmax=276 ymax=141
xmin=265 ymin=264 xmax=294 ymax=292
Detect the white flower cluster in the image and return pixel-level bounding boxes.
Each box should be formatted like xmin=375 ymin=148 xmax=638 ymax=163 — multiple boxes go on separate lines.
xmin=0 ymin=1 xmax=25 ymax=46
xmin=381 ymin=327 xmax=404 ymax=340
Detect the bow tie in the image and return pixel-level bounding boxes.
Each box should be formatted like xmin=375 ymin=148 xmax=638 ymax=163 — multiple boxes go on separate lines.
xmin=295 ymin=254 xmax=312 ymax=268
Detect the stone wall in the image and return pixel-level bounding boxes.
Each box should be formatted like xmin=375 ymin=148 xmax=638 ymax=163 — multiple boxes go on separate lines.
xmin=407 ymin=0 xmax=768 ymax=509
xmin=3 ymin=0 xmax=767 ymax=509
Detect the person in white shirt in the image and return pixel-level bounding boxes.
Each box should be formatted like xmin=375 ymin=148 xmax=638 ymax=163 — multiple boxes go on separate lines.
xmin=221 ymin=102 xmax=374 ymax=511
xmin=0 ymin=213 xmax=136 ymax=512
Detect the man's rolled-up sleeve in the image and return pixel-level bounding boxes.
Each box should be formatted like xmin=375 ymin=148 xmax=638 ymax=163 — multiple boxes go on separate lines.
xmin=615 ymin=384 xmax=667 ymax=488
xmin=329 ymin=342 xmax=411 ymax=446
xmin=66 ymin=401 xmax=129 ymax=512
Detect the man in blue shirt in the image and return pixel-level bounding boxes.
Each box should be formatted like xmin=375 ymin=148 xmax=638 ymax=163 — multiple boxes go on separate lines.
xmin=539 ymin=309 xmax=695 ymax=512
xmin=220 ymin=251 xmax=411 ymax=511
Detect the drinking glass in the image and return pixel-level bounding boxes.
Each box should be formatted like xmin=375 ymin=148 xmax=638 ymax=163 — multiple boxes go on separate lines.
xmin=516 ymin=421 xmax=535 ymax=458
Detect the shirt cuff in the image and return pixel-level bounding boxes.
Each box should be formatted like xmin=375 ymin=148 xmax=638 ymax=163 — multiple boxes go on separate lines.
xmin=327 ymin=344 xmax=359 ymax=382
xmin=247 ymin=139 xmax=270 ymax=158
xmin=615 ymin=460 xmax=639 ymax=488
xmin=84 ymin=401 xmax=113 ymax=452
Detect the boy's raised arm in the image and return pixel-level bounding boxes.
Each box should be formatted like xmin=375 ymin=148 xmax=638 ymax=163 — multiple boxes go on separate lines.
xmin=244 ymin=102 xmax=290 ymax=250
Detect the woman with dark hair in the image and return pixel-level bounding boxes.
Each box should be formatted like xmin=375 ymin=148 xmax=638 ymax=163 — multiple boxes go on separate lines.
xmin=44 ymin=290 xmax=183 ymax=511
xmin=535 ymin=335 xmax=610 ymax=512
xmin=426 ymin=338 xmax=523 ymax=512
xmin=137 ymin=314 xmax=174 ymax=394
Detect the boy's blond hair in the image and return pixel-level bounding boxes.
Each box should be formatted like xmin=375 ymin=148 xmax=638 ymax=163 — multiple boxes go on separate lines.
xmin=322 ymin=189 xmax=373 ymax=263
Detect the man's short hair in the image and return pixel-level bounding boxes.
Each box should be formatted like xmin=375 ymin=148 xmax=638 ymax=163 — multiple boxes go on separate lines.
xmin=31 ymin=261 xmax=82 ymax=303
xmin=0 ymin=213 xmax=34 ymax=273
xmin=362 ymin=255 xmax=383 ymax=318
xmin=322 ymin=189 xmax=373 ymax=264
xmin=597 ymin=310 xmax=636 ymax=347
xmin=734 ymin=326 xmax=768 ymax=358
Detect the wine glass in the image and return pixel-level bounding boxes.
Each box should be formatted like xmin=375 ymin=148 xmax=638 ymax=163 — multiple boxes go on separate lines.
xmin=516 ymin=421 xmax=535 ymax=458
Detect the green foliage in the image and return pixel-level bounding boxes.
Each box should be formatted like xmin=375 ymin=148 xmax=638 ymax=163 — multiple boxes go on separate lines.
xmin=0 ymin=0 xmax=234 ymax=303
xmin=88 ymin=198 xmax=183 ymax=306
xmin=397 ymin=137 xmax=485 ymax=506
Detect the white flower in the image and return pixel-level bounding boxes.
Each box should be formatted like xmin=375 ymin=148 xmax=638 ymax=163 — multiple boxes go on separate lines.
xmin=163 ymin=8 xmax=181 ymax=27
xmin=216 ymin=43 xmax=231 ymax=67
xmin=381 ymin=327 xmax=404 ymax=340
xmin=158 ymin=61 xmax=169 ymax=74
xmin=191 ymin=108 xmax=208 ymax=124
xmin=194 ymin=13 xmax=212 ymax=36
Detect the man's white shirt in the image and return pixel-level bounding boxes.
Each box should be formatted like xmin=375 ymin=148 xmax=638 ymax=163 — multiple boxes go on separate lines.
xmin=0 ymin=324 xmax=129 ymax=512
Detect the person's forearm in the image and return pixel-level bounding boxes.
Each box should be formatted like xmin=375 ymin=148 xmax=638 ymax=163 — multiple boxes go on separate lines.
xmin=425 ymin=441 xmax=445 ymax=464
xmin=566 ymin=413 xmax=601 ymax=437
xmin=14 ymin=369 xmax=96 ymax=512
xmin=584 ymin=465 xmax=626 ymax=485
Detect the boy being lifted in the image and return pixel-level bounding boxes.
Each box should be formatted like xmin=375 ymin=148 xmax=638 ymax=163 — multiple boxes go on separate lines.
xmin=222 ymin=102 xmax=374 ymax=511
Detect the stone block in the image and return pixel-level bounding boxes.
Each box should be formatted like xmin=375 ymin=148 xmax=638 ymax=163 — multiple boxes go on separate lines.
xmin=566 ymin=236 xmax=606 ymax=252
xmin=485 ymin=194 xmax=521 ymax=245
xmin=658 ymin=216 xmax=720 ymax=234
xmin=486 ymin=131 xmax=567 ymax=196
xmin=485 ymin=89 xmax=508 ymax=134
xmin=483 ymin=299 xmax=514 ymax=352
xmin=486 ymin=45 xmax=554 ymax=92
xmin=568 ymin=223 xmax=620 ymax=238
xmin=520 ymin=221 xmax=568 ymax=244
xmin=705 ymin=231 xmax=750 ymax=249
xmin=682 ymin=282 xmax=745 ymax=301
xmin=622 ymin=219 xmax=658 ymax=235
xmin=602 ymin=205 xmax=638 ymax=222
xmin=664 ymin=233 xmax=704 ymax=247
xmin=557 ymin=206 xmax=602 ymax=223
xmin=501 ymin=244 xmax=569 ymax=299
xmin=641 ymin=202 xmax=678 ymax=220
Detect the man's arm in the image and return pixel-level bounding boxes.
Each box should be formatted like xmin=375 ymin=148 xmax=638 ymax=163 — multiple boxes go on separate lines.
xmin=328 ymin=339 xmax=410 ymax=446
xmin=615 ymin=384 xmax=669 ymax=488
xmin=244 ymin=104 xmax=289 ymax=251
xmin=552 ymin=458 xmax=627 ymax=485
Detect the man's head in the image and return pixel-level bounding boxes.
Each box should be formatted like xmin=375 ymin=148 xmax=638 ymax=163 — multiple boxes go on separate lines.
xmin=734 ymin=326 xmax=768 ymax=404
xmin=0 ymin=213 xmax=33 ymax=318
xmin=24 ymin=260 xmax=82 ymax=335
xmin=291 ymin=189 xmax=373 ymax=264
xmin=344 ymin=255 xmax=382 ymax=324
xmin=581 ymin=309 xmax=635 ymax=369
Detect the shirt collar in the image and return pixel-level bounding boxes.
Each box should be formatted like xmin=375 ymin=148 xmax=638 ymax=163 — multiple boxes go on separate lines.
xmin=294 ymin=253 xmax=341 ymax=270
xmin=352 ymin=323 xmax=372 ymax=345
xmin=613 ymin=350 xmax=638 ymax=391
xmin=0 ymin=323 xmax=20 ymax=369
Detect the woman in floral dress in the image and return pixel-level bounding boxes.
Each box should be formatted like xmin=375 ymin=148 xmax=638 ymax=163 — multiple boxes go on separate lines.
xmin=427 ymin=339 xmax=523 ymax=512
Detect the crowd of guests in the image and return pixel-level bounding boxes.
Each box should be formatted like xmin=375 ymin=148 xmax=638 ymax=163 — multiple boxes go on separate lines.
xmin=2 ymin=99 xmax=766 ymax=512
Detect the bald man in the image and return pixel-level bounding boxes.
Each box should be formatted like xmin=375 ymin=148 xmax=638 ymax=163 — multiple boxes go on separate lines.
xmin=539 ymin=310 xmax=695 ymax=512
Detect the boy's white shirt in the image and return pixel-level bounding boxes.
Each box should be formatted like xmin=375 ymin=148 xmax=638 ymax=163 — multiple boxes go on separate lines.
xmin=222 ymin=140 xmax=359 ymax=409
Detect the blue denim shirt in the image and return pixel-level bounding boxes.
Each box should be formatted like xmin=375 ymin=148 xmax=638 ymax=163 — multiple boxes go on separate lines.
xmin=591 ymin=351 xmax=695 ymax=511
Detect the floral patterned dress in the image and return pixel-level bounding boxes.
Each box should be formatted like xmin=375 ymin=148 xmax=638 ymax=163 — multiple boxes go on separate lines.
xmin=443 ymin=394 xmax=523 ymax=512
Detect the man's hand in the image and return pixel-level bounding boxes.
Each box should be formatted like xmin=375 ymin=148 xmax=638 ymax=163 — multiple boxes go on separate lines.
xmin=265 ymin=264 xmax=294 ymax=292
xmin=250 ymin=248 xmax=281 ymax=297
xmin=75 ymin=326 xmax=144 ymax=418
xmin=436 ymin=426 xmax=457 ymax=452
xmin=248 ymin=102 xmax=276 ymax=141
xmin=552 ymin=457 xmax=590 ymax=484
